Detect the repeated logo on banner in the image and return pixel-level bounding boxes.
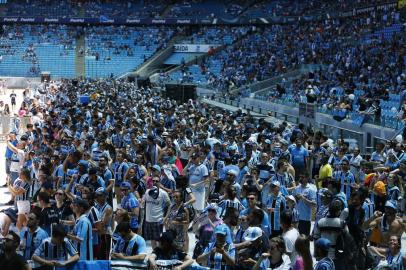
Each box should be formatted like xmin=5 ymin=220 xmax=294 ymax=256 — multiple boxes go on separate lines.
xmin=0 ymin=1 xmax=398 ymax=25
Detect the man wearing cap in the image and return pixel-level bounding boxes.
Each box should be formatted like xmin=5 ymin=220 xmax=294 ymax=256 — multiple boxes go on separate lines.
xmin=265 ymin=180 xmax=286 ymax=238
xmin=120 ymin=181 xmax=140 ymax=233
xmin=67 ymin=198 xmax=93 ymax=260
xmin=113 ymin=151 xmax=129 ymax=204
xmin=237 ymin=226 xmax=267 ymax=270
xmin=197 ymin=224 xmax=236 ymax=269
xmin=94 ymin=187 xmax=113 ymax=260
xmin=82 ymin=167 xmax=105 ymax=192
xmin=7 ymin=134 xmax=26 ymax=205
xmin=314 ymin=238 xmax=335 ymax=270
xmin=142 ymin=176 xmax=170 ymax=249
xmin=363 ymin=200 xmax=406 ymax=246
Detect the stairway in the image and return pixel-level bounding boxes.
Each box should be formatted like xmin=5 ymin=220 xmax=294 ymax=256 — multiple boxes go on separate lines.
xmin=75 ymin=34 xmax=85 ymax=78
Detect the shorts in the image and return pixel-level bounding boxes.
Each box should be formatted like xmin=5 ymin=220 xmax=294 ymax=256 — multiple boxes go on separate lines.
xmin=5 ymin=159 xmax=11 ymax=175
xmin=143 ymin=221 xmax=163 ymax=241
xmin=17 ymin=200 xmax=30 ymax=215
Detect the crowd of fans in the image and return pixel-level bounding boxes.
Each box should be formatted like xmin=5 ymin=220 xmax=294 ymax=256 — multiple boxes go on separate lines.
xmin=0 ymin=78 xmax=404 ymax=270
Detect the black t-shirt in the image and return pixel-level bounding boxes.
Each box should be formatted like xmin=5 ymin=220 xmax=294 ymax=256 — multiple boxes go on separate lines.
xmin=56 ymin=201 xmax=74 ymax=220
xmin=152 ymin=247 xmax=187 ymax=261
xmin=0 ymin=253 xmax=26 ymax=270
xmin=39 ymin=206 xmax=60 ymax=232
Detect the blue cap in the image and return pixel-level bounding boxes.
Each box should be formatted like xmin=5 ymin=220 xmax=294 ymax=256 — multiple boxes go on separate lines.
xmin=120 ymin=181 xmax=131 ymax=190
xmin=315 ymin=238 xmax=331 ymax=251
xmin=214 ymin=224 xmax=228 ymax=236
xmin=78 ymin=160 xmax=89 ymax=169
xmin=385 ymin=200 xmax=397 ymax=210
xmin=67 ymin=169 xmax=78 ymax=177
xmin=227 ymin=144 xmax=237 ymax=151
xmin=95 ymin=187 xmax=107 ymax=196
xmin=33 ymin=157 xmax=41 ymax=163
xmin=152 ymin=164 xmax=161 ymax=171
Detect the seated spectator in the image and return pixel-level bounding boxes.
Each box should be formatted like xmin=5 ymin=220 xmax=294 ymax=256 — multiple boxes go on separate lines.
xmin=148 ymin=231 xmax=194 ymax=270
xmin=112 ymin=221 xmax=147 ymax=261
xmin=32 ymin=224 xmax=79 ymax=270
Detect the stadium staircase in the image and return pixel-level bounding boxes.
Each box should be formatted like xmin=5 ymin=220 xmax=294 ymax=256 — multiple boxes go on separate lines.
xmin=134 ymin=34 xmax=186 ymax=78
xmin=233 ymin=64 xmax=327 ymax=98
xmin=75 ymin=33 xmax=85 ymax=78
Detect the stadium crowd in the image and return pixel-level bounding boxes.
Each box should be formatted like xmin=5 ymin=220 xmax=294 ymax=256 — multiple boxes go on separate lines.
xmin=0 ymin=78 xmax=404 ymax=270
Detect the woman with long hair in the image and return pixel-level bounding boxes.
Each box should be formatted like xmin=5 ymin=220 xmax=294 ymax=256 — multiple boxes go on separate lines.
xmin=294 ymin=234 xmax=313 ymax=270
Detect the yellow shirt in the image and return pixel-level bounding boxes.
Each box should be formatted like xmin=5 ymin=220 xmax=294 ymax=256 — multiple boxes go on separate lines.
xmin=318 ymin=163 xmax=333 ymax=188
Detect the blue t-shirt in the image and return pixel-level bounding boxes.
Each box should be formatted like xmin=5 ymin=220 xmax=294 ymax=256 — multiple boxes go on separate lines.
xmin=114 ymin=234 xmax=147 ymax=256
xmin=20 ymin=227 xmax=49 ymax=260
xmin=121 ymin=193 xmax=140 ymax=229
xmin=294 ymin=184 xmax=316 ymax=221
xmin=289 ymin=146 xmax=309 ymax=167
xmin=73 ymin=214 xmax=93 ymax=260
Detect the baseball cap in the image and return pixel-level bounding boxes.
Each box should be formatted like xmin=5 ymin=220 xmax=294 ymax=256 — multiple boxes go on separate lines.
xmin=72 ymin=198 xmax=89 ymax=210
xmin=67 ymin=169 xmax=78 ymax=177
xmin=78 ymin=160 xmax=89 ymax=169
xmin=152 ymin=164 xmax=161 ymax=171
xmin=243 ymin=227 xmax=263 ymax=241
xmin=95 ymin=187 xmax=107 ymax=196
xmin=20 ymin=134 xmax=29 ymax=141
xmin=120 ymin=181 xmax=131 ymax=190
xmin=227 ymin=169 xmax=238 ymax=176
xmin=315 ymin=238 xmax=331 ymax=252
xmin=286 ymin=195 xmax=296 ymax=204
xmin=270 ymin=180 xmax=281 ymax=187
xmin=88 ymin=167 xmax=98 ymax=175
xmin=321 ymin=189 xmax=333 ymax=198
xmin=214 ymin=224 xmax=228 ymax=236
xmin=385 ymin=200 xmax=397 ymax=210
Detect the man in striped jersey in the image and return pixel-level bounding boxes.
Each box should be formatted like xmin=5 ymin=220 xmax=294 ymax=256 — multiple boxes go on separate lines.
xmin=32 ymin=224 xmax=79 ymax=269
xmin=94 ymin=187 xmax=113 ymax=260
xmin=19 ymin=212 xmax=48 ymax=261
xmin=67 ymin=198 xmax=93 ymax=261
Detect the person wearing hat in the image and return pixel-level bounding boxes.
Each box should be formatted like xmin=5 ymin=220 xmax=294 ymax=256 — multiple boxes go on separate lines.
xmin=4 ymin=131 xmax=18 ymax=188
xmin=314 ymin=189 xmax=333 ymax=226
xmin=67 ymin=198 xmax=93 ymax=261
xmin=113 ymin=151 xmax=129 ymax=204
xmin=148 ymin=231 xmax=194 ymax=270
xmin=94 ymin=187 xmax=113 ymax=260
xmin=313 ymin=238 xmax=335 ymax=270
xmin=0 ymin=208 xmax=17 ymax=237
xmin=237 ymin=226 xmax=268 ymax=270
xmin=82 ymin=167 xmax=105 ymax=192
xmin=363 ymin=200 xmax=406 ymax=247
xmin=6 ymin=134 xmax=27 ymax=205
xmin=119 ymin=182 xmax=140 ymax=233
xmin=196 ymin=224 xmax=236 ymax=269
xmin=265 ymin=180 xmax=286 ymax=238
xmin=142 ymin=175 xmax=170 ymax=249
xmin=285 ymin=195 xmax=299 ymax=226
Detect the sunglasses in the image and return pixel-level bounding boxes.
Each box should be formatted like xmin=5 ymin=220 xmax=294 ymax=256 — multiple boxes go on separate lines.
xmin=56 ymin=192 xmax=64 ymax=196
xmin=248 ymin=197 xmax=256 ymax=200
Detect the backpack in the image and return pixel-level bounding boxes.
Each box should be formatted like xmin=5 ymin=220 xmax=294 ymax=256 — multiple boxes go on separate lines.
xmin=335 ymin=221 xmax=357 ymax=266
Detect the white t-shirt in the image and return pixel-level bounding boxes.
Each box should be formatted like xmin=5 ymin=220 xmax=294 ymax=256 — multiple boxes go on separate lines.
xmin=144 ymin=188 xmax=170 ymax=223
xmin=283 ymin=227 xmax=299 ymax=266
xmin=10 ymin=149 xmax=25 ymax=173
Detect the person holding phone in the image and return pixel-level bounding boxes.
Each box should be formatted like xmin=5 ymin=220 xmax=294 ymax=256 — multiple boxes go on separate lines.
xmin=196 ymin=224 xmax=236 ymax=269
